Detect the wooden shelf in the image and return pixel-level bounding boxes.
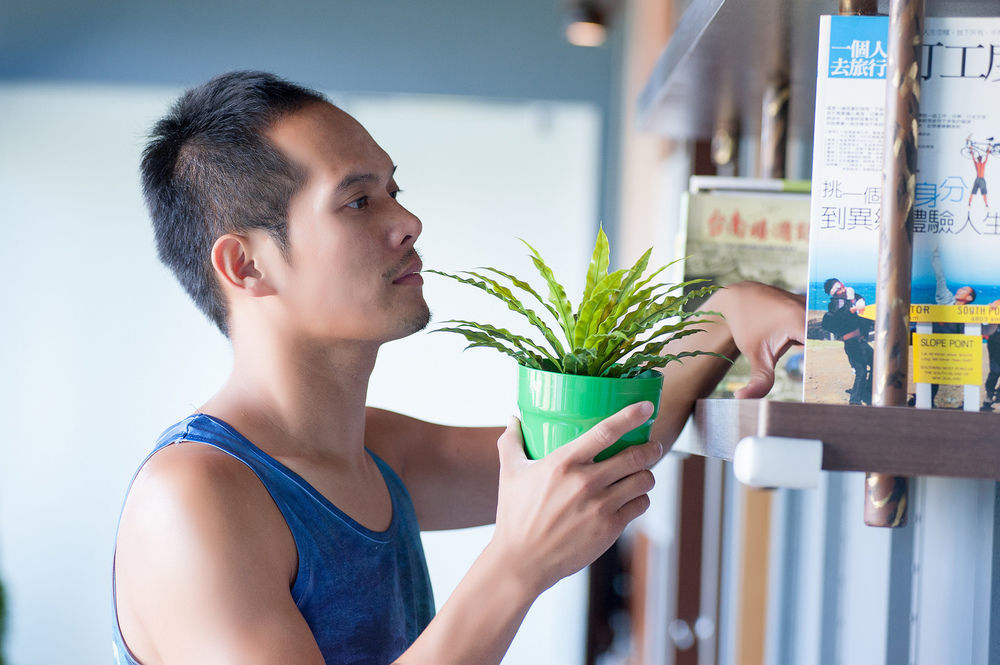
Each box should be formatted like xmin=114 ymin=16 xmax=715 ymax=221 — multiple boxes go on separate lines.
xmin=637 ymin=0 xmax=999 ymax=142
xmin=642 ymin=0 xmax=1000 ymax=479
xmin=677 ymin=398 xmax=1000 ymax=480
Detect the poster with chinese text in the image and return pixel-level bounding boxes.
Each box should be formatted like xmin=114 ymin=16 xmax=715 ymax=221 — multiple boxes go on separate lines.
xmin=805 ymin=15 xmax=1000 ymax=411
xmin=683 ymin=178 xmax=809 ymax=400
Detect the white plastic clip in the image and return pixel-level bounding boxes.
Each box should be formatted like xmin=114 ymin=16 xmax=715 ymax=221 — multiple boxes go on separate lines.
xmin=733 ymin=436 xmax=823 ymax=489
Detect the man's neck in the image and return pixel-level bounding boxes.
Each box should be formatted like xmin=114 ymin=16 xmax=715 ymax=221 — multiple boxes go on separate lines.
xmin=200 ymin=326 xmax=379 ymax=467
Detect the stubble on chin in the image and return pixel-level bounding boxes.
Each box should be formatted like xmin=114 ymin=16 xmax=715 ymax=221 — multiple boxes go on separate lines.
xmin=403 ymin=303 xmax=432 ymax=336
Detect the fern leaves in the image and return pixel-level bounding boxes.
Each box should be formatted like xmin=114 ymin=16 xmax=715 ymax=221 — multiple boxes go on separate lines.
xmin=430 ymin=227 xmax=723 ymax=377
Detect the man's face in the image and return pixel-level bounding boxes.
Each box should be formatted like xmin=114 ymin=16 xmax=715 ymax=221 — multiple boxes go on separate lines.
xmin=829 ymin=281 xmax=846 ymax=298
xmin=262 ymin=101 xmax=430 ymax=344
xmin=956 ymin=286 xmax=975 ymax=304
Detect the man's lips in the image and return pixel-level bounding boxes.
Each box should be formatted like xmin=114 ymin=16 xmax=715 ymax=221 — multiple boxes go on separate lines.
xmin=392 ymin=257 xmax=424 ymax=285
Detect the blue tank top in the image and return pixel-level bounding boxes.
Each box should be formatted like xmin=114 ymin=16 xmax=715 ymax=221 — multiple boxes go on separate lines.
xmin=112 ymin=413 xmax=435 ymax=665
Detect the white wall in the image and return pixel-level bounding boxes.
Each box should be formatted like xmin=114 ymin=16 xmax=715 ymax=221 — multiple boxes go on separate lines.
xmin=0 ymin=84 xmax=600 ymax=664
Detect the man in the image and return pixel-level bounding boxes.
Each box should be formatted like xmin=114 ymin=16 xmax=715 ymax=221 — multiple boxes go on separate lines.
xmin=967 ymin=141 xmax=990 ymax=208
xmin=930 ymin=245 xmax=976 ymax=406
xmin=932 ymin=244 xmax=976 ymax=310
xmin=821 ymin=278 xmax=873 ymax=405
xmin=112 ymin=71 xmax=805 ymax=665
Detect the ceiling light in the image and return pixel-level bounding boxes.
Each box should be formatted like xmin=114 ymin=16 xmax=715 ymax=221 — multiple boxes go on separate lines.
xmin=566 ymin=4 xmax=606 ymax=47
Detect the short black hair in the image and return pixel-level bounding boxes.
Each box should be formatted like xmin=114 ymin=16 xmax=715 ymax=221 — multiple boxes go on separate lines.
xmin=141 ymin=70 xmax=327 ymax=336
xmin=824 ymin=278 xmax=841 ymax=294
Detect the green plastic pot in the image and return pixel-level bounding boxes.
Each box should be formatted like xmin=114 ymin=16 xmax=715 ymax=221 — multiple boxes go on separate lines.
xmin=517 ymin=364 xmax=663 ymax=462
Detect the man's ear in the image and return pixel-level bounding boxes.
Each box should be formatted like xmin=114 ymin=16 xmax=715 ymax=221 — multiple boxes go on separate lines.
xmin=210 ymin=233 xmax=277 ymax=297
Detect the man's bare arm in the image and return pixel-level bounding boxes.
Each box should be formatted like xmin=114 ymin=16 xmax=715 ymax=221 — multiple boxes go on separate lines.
xmin=114 ymin=444 xmax=326 ymax=665
xmin=651 ymin=281 xmax=806 ymax=446
xmin=364 ymin=407 xmax=504 ymax=530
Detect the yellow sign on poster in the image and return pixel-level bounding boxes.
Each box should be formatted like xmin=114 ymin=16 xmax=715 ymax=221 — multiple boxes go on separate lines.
xmin=912 ymin=334 xmax=983 ymax=385
xmin=860 ymin=303 xmax=1000 ymax=324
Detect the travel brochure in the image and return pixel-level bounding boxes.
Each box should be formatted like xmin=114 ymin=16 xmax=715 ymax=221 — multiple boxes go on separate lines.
xmin=804 ymin=15 xmax=1000 ymax=411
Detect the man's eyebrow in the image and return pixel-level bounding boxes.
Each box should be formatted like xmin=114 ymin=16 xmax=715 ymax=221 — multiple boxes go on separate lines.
xmin=335 ymin=173 xmax=377 ymax=192
xmin=335 ymin=165 xmax=398 ymax=192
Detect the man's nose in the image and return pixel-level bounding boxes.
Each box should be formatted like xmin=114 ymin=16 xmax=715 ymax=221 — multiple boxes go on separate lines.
xmin=390 ymin=204 xmax=422 ymax=248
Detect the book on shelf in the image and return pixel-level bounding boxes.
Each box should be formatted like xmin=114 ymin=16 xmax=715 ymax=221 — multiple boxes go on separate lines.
xmin=804 ymin=14 xmax=1000 ymax=412
xmin=681 ymin=176 xmax=810 ymax=401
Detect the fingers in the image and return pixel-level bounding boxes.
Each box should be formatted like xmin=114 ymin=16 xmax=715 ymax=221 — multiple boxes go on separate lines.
xmin=561 ymin=401 xmax=655 ymax=463
xmin=791 ymin=300 xmax=807 ymax=343
xmin=765 ymin=289 xmax=806 ymax=345
xmin=617 ymin=493 xmax=652 ymax=526
xmin=497 ymin=416 xmax=527 ymax=467
xmin=592 ymin=438 xmax=663 ymax=487
xmin=735 ymin=329 xmax=801 ymax=398
xmin=606 ymin=468 xmax=656 ymax=512
xmin=788 ymin=296 xmax=807 ymax=345
xmin=734 ymin=327 xmax=777 ymax=398
xmin=735 ymin=364 xmax=776 ymax=399
xmin=731 ymin=287 xmax=804 ymax=399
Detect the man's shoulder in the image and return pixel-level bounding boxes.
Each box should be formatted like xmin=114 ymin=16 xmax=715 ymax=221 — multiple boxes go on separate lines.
xmin=120 ymin=441 xmax=292 ymax=551
xmin=114 ymin=443 xmax=302 ymax=664
xmin=134 ymin=441 xmax=259 ymax=497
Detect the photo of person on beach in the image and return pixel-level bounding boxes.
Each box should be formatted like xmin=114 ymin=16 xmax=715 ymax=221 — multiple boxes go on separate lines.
xmin=820 ymin=278 xmax=873 ymax=405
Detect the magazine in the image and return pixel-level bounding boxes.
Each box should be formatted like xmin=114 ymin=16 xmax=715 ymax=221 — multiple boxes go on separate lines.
xmin=682 ymin=176 xmax=810 ymax=400
xmin=804 ymin=15 xmax=1000 ymax=411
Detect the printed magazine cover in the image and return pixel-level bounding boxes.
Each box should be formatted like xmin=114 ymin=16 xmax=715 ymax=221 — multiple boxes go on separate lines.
xmin=682 ymin=177 xmax=810 ymax=400
xmin=805 ymin=15 xmax=1000 ymax=411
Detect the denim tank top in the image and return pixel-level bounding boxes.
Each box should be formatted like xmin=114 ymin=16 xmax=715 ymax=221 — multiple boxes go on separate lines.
xmin=112 ymin=414 xmax=435 ymax=665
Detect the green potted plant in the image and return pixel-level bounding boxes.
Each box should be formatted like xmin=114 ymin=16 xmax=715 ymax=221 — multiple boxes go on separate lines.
xmin=428 ymin=227 xmax=725 ymax=461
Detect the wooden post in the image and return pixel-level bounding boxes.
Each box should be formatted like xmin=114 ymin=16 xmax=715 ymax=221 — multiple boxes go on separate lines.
xmin=838 ymin=0 xmax=879 ymax=15
xmin=867 ymin=0 xmax=924 ymax=528
xmin=760 ymin=74 xmax=789 ymax=179
xmin=710 ymin=118 xmax=738 ymax=175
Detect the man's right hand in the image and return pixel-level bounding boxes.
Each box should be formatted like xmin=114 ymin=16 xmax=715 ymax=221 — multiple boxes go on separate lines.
xmin=489 ymin=401 xmax=663 ymax=596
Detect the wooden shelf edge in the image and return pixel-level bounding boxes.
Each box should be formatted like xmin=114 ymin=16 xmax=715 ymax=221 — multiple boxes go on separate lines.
xmin=681 ymin=398 xmax=1000 ymax=481
xmin=635 ymin=0 xmax=823 ymax=141
xmin=635 ymin=0 xmax=997 ymax=141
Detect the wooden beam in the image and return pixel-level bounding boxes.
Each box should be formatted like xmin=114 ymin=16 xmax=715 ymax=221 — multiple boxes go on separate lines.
xmin=868 ymin=0 xmax=925 ymax=528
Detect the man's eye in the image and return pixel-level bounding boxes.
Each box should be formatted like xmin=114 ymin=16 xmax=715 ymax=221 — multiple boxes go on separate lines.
xmin=390 ymin=188 xmax=403 ymax=200
xmin=347 ymin=196 xmax=369 ymax=210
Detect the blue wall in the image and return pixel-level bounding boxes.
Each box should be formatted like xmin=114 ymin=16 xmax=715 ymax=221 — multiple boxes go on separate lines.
xmin=0 ymin=0 xmax=623 ymax=228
